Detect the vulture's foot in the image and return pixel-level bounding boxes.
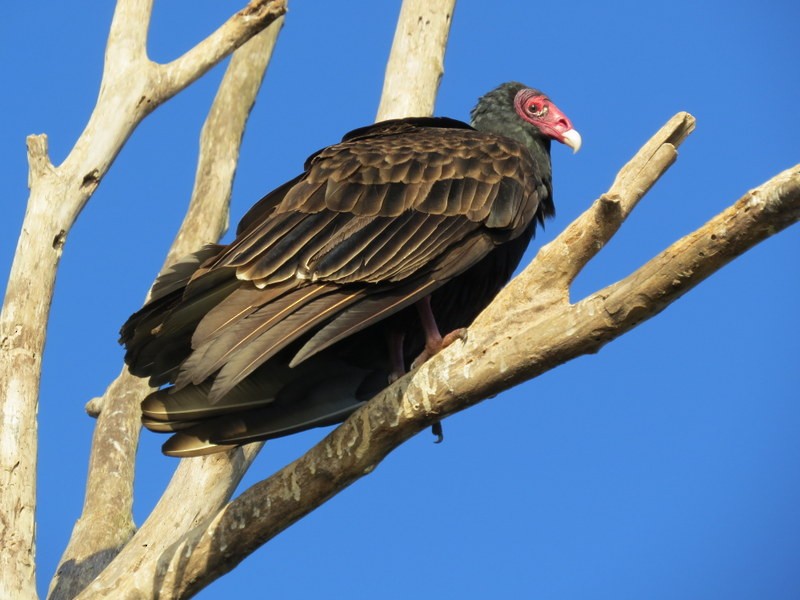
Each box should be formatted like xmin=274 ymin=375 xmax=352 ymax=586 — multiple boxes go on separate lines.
xmin=410 ymin=327 xmax=467 ymax=370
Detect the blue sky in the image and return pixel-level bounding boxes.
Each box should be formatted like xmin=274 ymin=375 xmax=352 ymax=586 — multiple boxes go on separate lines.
xmin=1 ymin=1 xmax=798 ymax=598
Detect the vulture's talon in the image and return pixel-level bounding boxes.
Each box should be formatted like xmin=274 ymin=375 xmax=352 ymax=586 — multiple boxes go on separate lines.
xmin=410 ymin=327 xmax=468 ymax=370
xmin=432 ymin=421 xmax=444 ymax=443
xmin=442 ymin=327 xmax=468 ymax=347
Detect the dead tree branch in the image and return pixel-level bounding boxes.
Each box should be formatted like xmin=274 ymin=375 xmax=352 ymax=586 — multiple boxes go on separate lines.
xmin=0 ymin=1 xmax=285 ymax=597
xmin=377 ymin=0 xmax=456 ymax=121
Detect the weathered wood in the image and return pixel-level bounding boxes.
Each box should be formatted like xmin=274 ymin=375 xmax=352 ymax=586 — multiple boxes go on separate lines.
xmin=0 ymin=1 xmax=286 ymax=597
xmin=376 ymin=0 xmax=456 ymax=121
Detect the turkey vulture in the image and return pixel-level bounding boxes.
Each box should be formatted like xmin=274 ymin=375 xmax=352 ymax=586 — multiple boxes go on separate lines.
xmin=120 ymin=81 xmax=580 ymax=457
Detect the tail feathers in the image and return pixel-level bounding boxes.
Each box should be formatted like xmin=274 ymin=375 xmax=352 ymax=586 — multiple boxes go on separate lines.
xmin=142 ymin=363 xmax=290 ymax=424
xmin=161 ymin=435 xmax=237 ymax=458
xmin=161 ymin=396 xmax=363 ymax=457
xmin=145 ymin=356 xmax=385 ymax=457
xmin=141 ymin=416 xmax=200 ymax=433
xmin=122 ymin=269 xmax=240 ymax=378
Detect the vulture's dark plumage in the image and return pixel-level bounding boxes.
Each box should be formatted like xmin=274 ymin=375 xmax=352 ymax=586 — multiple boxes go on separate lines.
xmin=120 ymin=82 xmax=580 ymax=456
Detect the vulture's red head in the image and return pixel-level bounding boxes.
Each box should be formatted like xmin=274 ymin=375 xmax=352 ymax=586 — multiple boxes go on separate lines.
xmin=471 ymin=81 xmax=581 ymax=154
xmin=513 ymin=88 xmax=581 ymax=153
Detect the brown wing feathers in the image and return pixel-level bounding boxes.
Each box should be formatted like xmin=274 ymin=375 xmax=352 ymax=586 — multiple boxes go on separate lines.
xmin=207 ymin=288 xmax=365 ymax=400
xmin=121 ymin=118 xmax=548 ymax=456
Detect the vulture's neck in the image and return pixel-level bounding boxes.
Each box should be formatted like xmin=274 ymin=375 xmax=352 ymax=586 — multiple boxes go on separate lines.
xmin=472 ymin=112 xmax=552 ymax=180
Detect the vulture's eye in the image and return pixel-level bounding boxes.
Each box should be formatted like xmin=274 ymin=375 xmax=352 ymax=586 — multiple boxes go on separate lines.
xmin=528 ymin=103 xmax=547 ymax=117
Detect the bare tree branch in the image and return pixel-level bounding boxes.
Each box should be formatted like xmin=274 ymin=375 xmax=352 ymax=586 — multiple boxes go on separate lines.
xmin=0 ymin=1 xmax=285 ymax=596
xmin=592 ymin=163 xmax=800 ymax=331
xmin=376 ymin=0 xmax=456 ymax=121
xmin=130 ymin=121 xmax=799 ymax=595
xmin=70 ymin=445 xmax=261 ymax=600
xmin=552 ymin=112 xmax=696 ymax=288
xmin=48 ymin=17 xmax=285 ymax=600
xmin=154 ymin=0 xmax=287 ymax=102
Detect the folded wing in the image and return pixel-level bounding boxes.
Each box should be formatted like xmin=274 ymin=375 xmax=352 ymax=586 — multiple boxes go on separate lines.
xmin=120 ymin=117 xmax=550 ymax=456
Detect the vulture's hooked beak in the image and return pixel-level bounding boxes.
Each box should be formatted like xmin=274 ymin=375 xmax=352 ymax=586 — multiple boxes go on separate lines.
xmin=562 ymin=129 xmax=582 ymax=154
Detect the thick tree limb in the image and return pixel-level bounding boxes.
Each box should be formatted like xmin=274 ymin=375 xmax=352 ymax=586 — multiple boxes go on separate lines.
xmin=131 ymin=120 xmax=798 ymax=593
xmin=0 ymin=1 xmax=285 ymax=597
xmin=48 ymin=17 xmax=285 ymax=600
xmin=71 ymin=445 xmax=261 ymax=600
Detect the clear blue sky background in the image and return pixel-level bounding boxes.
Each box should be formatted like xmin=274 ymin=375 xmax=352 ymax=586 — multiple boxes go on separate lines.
xmin=1 ymin=1 xmax=798 ymax=598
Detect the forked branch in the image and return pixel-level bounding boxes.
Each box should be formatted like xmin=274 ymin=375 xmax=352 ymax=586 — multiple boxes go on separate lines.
xmin=48 ymin=17 xmax=286 ymax=600
xmin=0 ymin=1 xmax=285 ymax=598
